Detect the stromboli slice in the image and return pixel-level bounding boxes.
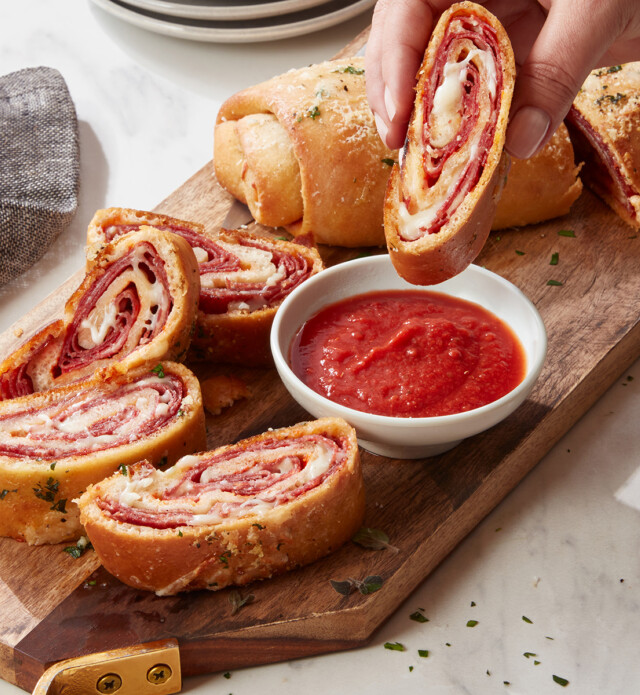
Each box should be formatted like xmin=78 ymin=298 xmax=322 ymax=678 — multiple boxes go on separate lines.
xmin=566 ymin=62 xmax=640 ymax=228
xmin=87 ymin=208 xmax=324 ymax=365
xmin=0 ymin=227 xmax=200 ymax=400
xmin=384 ymin=1 xmax=515 ymax=284
xmin=77 ymin=417 xmax=365 ymax=595
xmin=214 ymin=57 xmax=395 ymax=247
xmin=0 ymin=362 xmax=206 ymax=545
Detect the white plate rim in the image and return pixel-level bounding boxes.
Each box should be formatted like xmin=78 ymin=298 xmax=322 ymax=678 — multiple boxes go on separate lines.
xmin=116 ymin=0 xmax=337 ymax=21
xmin=89 ymin=0 xmax=376 ymax=43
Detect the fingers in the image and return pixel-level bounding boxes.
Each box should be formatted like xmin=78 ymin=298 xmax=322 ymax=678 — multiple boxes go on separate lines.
xmin=505 ymin=0 xmax=631 ymax=159
xmin=366 ymin=0 xmax=436 ymax=150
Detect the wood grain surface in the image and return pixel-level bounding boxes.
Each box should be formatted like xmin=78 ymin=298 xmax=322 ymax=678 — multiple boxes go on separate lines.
xmin=2 ymin=26 xmax=640 ymax=694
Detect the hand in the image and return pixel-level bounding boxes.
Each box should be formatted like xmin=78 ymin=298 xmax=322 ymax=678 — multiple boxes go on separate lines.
xmin=365 ymin=0 xmax=640 ymax=159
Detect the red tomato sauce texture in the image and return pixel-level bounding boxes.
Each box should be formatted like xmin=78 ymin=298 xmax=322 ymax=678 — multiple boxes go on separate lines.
xmin=290 ymin=290 xmax=526 ymax=418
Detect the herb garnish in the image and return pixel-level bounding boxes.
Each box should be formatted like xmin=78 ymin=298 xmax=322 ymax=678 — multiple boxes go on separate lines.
xmin=334 ymin=65 xmax=365 ymax=75
xmin=466 ymin=620 xmax=479 ymax=627
xmin=0 ymin=489 xmax=17 ymax=500
xmin=50 ymin=499 xmax=67 ymax=513
xmin=550 ymin=252 xmax=559 ymax=265
xmin=352 ymin=527 xmax=399 ymax=552
xmin=409 ymin=609 xmax=429 ymax=623
xmin=119 ymin=464 xmax=128 ymax=476
xmin=523 ymin=652 xmax=537 ymax=659
xmin=64 ymin=536 xmax=92 ymax=559
xmin=418 ymin=649 xmax=429 ymax=658
xmin=330 ymin=575 xmax=384 ymax=596
xmin=522 ymin=615 xmax=533 ymax=624
xmin=515 ymin=250 xmax=525 ymax=256
xmin=223 ymin=672 xmax=231 ymax=679
xmin=228 ymin=589 xmax=255 ymax=615
xmin=384 ymin=642 xmax=405 ymax=652
xmin=558 ymin=229 xmax=575 ymax=237
xmin=308 ymin=105 xmax=321 ymax=120
xmin=547 ymin=279 xmax=563 ymax=286
xmin=33 ymin=477 xmax=59 ymax=503
xmin=553 ymin=675 xmax=570 ymax=687
xmin=596 ymin=92 xmax=626 ymax=106
xmin=381 ymin=158 xmax=396 ymax=166
xmin=152 ymin=363 xmax=165 ymax=378
xmin=50 ymin=462 xmax=57 ymax=470
xmin=252 ymin=522 xmax=265 ymax=530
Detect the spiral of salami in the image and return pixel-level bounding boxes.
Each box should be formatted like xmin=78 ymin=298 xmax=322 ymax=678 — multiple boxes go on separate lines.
xmin=87 ymin=208 xmax=324 ymax=365
xmin=0 ymin=227 xmax=200 ymax=400
xmin=0 ymin=362 xmax=206 ymax=545
xmin=77 ymin=417 xmax=365 ymax=595
xmin=384 ymin=1 xmax=515 ymax=285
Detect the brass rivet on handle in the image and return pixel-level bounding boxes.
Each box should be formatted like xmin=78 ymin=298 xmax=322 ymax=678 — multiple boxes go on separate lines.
xmin=147 ymin=663 xmax=172 ymax=684
xmin=96 ymin=673 xmax=122 ymax=693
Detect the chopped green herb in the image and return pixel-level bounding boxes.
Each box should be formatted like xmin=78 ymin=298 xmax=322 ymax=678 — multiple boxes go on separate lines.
xmin=50 ymin=462 xmax=57 ymax=470
xmin=275 ymin=236 xmax=289 ymax=241
xmin=523 ymin=652 xmax=537 ymax=659
xmin=152 ymin=364 xmax=165 ymax=378
xmin=504 ymin=681 xmax=511 ymax=686
xmin=487 ymin=670 xmax=491 ymax=676
xmin=0 ymin=489 xmax=17 ymax=500
xmin=384 ymin=642 xmax=405 ymax=652
xmin=418 ymin=649 xmax=429 ymax=658
xmin=119 ymin=464 xmax=128 ymax=476
xmin=445 ymin=643 xmax=451 ymax=647
xmin=547 ymin=279 xmax=563 ymax=286
xmin=607 ymin=65 xmax=622 ymax=73
xmin=522 ymin=616 xmax=533 ymax=624
xmin=223 ymin=672 xmax=231 ymax=679
xmin=466 ymin=620 xmax=479 ymax=627
xmin=352 ymin=527 xmax=398 ymax=552
xmin=88 ymin=580 xmax=97 ymax=586
xmin=64 ymin=538 xmax=93 ymax=559
xmin=334 ymin=65 xmax=365 ymax=75
xmin=558 ymin=229 xmax=575 ymax=237
xmin=33 ymin=477 xmax=59 ymax=503
xmin=515 ymin=250 xmax=525 ymax=256
xmin=50 ymin=499 xmax=67 ymax=513
xmin=410 ymin=610 xmax=429 ymax=623
xmin=550 ymin=252 xmax=559 ymax=265
xmin=177 ymin=409 xmax=185 ymax=417
xmin=534 ymin=660 xmax=541 ymax=666
xmin=381 ymin=158 xmax=396 ymax=166
xmin=252 ymin=523 xmax=265 ymax=530
xmin=470 ymin=601 xmax=476 ymax=607
xmin=228 ymin=589 xmax=255 ymax=615
xmin=308 ymin=105 xmax=321 ymax=119
xmin=553 ymin=675 xmax=569 ymax=687
xmin=178 ymin=530 xmax=183 ymax=537
xmin=596 ymin=92 xmax=626 ymax=106
xmin=219 ymin=551 xmax=231 ymax=566
xmin=546 ymin=636 xmax=555 ymax=640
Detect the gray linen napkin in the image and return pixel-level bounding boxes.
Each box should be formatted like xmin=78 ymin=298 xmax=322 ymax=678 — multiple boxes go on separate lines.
xmin=0 ymin=66 xmax=79 ymax=287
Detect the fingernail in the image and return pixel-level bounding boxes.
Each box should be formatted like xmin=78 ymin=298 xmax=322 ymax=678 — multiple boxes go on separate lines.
xmin=374 ymin=111 xmax=389 ymax=146
xmin=506 ymin=106 xmax=551 ymax=159
xmin=384 ymin=85 xmax=397 ymax=122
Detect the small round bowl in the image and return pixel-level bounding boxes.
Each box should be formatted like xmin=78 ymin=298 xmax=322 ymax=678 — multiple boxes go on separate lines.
xmin=271 ymin=254 xmax=547 ymax=459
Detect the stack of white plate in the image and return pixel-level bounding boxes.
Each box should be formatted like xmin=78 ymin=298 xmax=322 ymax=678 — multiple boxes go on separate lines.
xmin=89 ymin=0 xmax=376 ymax=43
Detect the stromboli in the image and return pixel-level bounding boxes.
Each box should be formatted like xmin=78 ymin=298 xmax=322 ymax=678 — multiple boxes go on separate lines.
xmin=88 ymin=208 xmax=324 ymax=365
xmin=0 ymin=362 xmax=206 ymax=545
xmin=566 ymin=62 xmax=640 ymax=229
xmin=214 ymin=57 xmax=395 ymax=247
xmin=0 ymin=227 xmax=200 ymax=400
xmin=384 ymin=1 xmax=515 ymax=284
xmin=77 ymin=417 xmax=365 ymax=595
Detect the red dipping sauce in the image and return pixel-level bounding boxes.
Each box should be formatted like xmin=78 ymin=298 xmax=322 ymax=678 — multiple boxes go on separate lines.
xmin=290 ymin=290 xmax=526 ymax=418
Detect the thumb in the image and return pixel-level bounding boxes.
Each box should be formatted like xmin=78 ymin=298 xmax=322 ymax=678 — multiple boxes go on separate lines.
xmin=505 ymin=0 xmax=625 ymax=159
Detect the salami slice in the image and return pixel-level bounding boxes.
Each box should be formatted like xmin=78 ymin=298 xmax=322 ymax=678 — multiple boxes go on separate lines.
xmin=0 ymin=362 xmax=206 ymax=545
xmin=384 ymin=1 xmax=515 ymax=285
xmin=77 ymin=417 xmax=365 ymax=595
xmin=0 ymin=228 xmax=200 ymax=400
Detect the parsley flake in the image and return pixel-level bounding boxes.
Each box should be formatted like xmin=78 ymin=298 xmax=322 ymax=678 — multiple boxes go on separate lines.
xmin=308 ymin=105 xmax=321 ymax=120
xmin=352 ymin=527 xmax=398 ymax=552
xmin=152 ymin=364 xmax=165 ymax=378
xmin=547 ymin=279 xmax=563 ymax=286
xmin=466 ymin=620 xmax=479 ymax=627
xmin=384 ymin=642 xmax=405 ymax=652
xmin=558 ymin=229 xmax=575 ymax=237
xmin=550 ymin=252 xmax=559 ymax=265
xmin=418 ymin=649 xmax=429 ymax=658
xmin=333 ymin=65 xmax=365 ymax=75
xmin=522 ymin=615 xmax=533 ymax=624
xmin=381 ymin=158 xmax=396 ymax=166
xmin=410 ymin=610 xmax=429 ymax=623
xmin=553 ymin=675 xmax=569 ymax=687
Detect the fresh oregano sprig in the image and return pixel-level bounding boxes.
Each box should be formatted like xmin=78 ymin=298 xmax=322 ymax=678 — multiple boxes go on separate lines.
xmin=352 ymin=527 xmax=399 ymax=553
xmin=330 ymin=575 xmax=384 ymax=597
xmin=228 ymin=589 xmax=255 ymax=616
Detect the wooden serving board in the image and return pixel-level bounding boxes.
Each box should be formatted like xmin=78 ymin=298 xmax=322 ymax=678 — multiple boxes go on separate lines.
xmin=2 ymin=27 xmax=640 ymax=694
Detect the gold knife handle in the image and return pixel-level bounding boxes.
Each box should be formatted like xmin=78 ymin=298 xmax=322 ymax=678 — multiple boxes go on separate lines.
xmin=32 ymin=639 xmax=181 ymax=695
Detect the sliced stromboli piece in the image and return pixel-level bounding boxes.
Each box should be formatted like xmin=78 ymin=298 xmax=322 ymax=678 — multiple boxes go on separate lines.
xmin=566 ymin=62 xmax=640 ymax=228
xmin=0 ymin=362 xmax=206 ymax=545
xmin=492 ymin=123 xmax=583 ymax=230
xmin=0 ymin=227 xmax=200 ymax=400
xmin=77 ymin=417 xmax=365 ymax=595
xmin=214 ymin=57 xmax=395 ymax=247
xmin=384 ymin=1 xmax=515 ymax=285
xmin=87 ymin=208 xmax=324 ymax=365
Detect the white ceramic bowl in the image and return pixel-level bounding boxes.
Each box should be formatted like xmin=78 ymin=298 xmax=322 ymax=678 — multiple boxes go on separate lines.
xmin=271 ymin=255 xmax=547 ymax=459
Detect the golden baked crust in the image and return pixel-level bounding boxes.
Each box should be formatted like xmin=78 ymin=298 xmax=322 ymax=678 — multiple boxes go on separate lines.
xmin=188 ymin=228 xmax=324 ymax=366
xmin=567 ymin=62 xmax=640 ymax=228
xmin=0 ymin=362 xmax=206 ymax=545
xmin=492 ymin=123 xmax=583 ymax=229
xmin=214 ymin=57 xmax=395 ymax=247
xmin=0 ymin=228 xmax=200 ymax=399
xmin=384 ymin=2 xmax=515 ymax=284
xmin=77 ymin=417 xmax=365 ymax=595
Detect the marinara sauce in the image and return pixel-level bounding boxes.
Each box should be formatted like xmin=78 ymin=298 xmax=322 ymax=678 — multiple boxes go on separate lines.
xmin=290 ymin=290 xmax=526 ymax=418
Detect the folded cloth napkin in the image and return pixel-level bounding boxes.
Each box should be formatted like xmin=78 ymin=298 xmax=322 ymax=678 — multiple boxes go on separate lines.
xmin=0 ymin=66 xmax=79 ymax=287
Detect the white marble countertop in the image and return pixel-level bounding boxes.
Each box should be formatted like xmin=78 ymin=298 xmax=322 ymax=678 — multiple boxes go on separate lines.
xmin=1 ymin=2 xmax=639 ymax=694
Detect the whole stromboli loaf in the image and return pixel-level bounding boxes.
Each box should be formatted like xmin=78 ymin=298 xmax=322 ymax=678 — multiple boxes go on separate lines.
xmin=492 ymin=123 xmax=583 ymax=230
xmin=0 ymin=227 xmax=200 ymax=400
xmin=87 ymin=208 xmax=324 ymax=365
xmin=0 ymin=362 xmax=206 ymax=545
xmin=77 ymin=417 xmax=365 ymax=595
xmin=384 ymin=2 xmax=515 ymax=285
xmin=566 ymin=61 xmax=640 ymax=229
xmin=214 ymin=57 xmax=395 ymax=247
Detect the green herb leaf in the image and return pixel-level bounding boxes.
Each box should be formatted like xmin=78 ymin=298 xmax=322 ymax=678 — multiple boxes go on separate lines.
xmin=384 ymin=642 xmax=405 ymax=652
xmin=522 ymin=615 xmax=533 ymax=624
xmin=547 ymin=279 xmax=563 ymax=286
xmin=418 ymin=649 xmax=429 ymax=658
xmin=333 ymin=65 xmax=365 ymax=75
xmin=381 ymin=158 xmax=396 ymax=166
xmin=308 ymin=105 xmax=321 ymax=119
xmin=223 ymin=672 xmax=231 ymax=679
xmin=553 ymin=675 xmax=569 ymax=687
xmin=50 ymin=462 xmax=57 ymax=470
xmin=228 ymin=589 xmax=255 ymax=615
xmin=410 ymin=610 xmax=429 ymax=623
xmin=33 ymin=477 xmax=59 ymax=503
xmin=408 ymin=665 xmax=413 ymax=672
xmin=0 ymin=489 xmax=17 ymax=500
xmin=119 ymin=464 xmax=128 ymax=476
xmin=352 ymin=527 xmax=399 ymax=552
xmin=64 ymin=537 xmax=92 ymax=559
xmin=252 ymin=522 xmax=265 ymax=530
xmin=607 ymin=65 xmax=622 ymax=73
xmin=534 ymin=660 xmax=541 ymax=666
xmin=558 ymin=229 xmax=575 ymax=237
xmin=515 ymin=250 xmax=525 ymax=256
xmin=523 ymin=652 xmax=537 ymax=659
xmin=470 ymin=601 xmax=476 ymax=607
xmin=330 ymin=579 xmax=354 ymax=596
xmin=359 ymin=575 xmax=383 ymax=595
xmin=466 ymin=620 xmax=479 ymax=627
xmin=550 ymin=252 xmax=559 ymax=265
xmin=50 ymin=498 xmax=67 ymax=513
xmin=152 ymin=363 xmax=165 ymax=378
